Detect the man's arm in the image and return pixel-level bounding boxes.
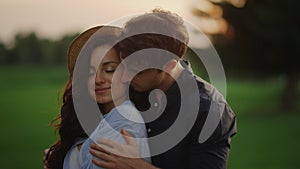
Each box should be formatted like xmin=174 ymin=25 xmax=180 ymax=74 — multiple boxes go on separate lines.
xmin=187 ymin=135 xmax=231 ymax=169
xmin=187 ymin=104 xmax=237 ymax=169
xmin=90 ymin=129 xmax=159 ymax=169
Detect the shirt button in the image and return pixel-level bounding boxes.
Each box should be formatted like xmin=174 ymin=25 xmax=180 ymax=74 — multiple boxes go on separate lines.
xmin=154 ymin=102 xmax=158 ymax=107
xmin=147 ymin=128 xmax=151 ymax=133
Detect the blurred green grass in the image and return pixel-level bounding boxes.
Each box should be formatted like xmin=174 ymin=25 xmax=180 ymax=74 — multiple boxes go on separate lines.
xmin=0 ymin=66 xmax=299 ymax=169
xmin=0 ymin=66 xmax=67 ymax=169
xmin=226 ymin=78 xmax=300 ymax=169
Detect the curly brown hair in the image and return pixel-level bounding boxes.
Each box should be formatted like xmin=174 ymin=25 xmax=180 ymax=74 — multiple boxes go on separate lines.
xmin=120 ymin=8 xmax=189 ymax=65
xmin=44 ymin=25 xmax=122 ymax=169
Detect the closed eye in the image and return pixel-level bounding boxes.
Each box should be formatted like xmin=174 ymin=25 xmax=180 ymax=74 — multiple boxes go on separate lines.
xmin=105 ymin=69 xmax=115 ymax=73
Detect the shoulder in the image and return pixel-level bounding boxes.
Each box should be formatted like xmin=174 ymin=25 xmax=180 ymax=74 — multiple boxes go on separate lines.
xmin=193 ymin=73 xmax=235 ymax=120
xmin=189 ymin=75 xmax=237 ymax=143
xmin=117 ymin=100 xmax=140 ymax=115
xmin=106 ymin=100 xmax=144 ymax=123
xmin=102 ymin=101 xmax=146 ymax=136
xmin=98 ymin=101 xmax=147 ymax=139
xmin=193 ymin=75 xmax=228 ymax=108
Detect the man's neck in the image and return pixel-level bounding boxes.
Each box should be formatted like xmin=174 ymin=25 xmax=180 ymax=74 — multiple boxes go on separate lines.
xmin=157 ymin=62 xmax=184 ymax=92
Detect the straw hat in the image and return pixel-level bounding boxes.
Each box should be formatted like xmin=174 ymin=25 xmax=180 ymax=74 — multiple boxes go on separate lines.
xmin=67 ymin=26 xmax=102 ymax=75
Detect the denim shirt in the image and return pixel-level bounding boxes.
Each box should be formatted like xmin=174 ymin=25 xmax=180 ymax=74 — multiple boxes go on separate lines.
xmin=63 ymin=100 xmax=151 ymax=169
xmin=63 ymin=138 xmax=86 ymax=169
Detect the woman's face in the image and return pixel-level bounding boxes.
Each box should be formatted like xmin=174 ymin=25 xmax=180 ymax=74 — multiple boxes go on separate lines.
xmin=88 ymin=45 xmax=126 ymax=106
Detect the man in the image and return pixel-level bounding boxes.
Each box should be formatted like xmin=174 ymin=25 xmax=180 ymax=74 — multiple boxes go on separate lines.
xmin=89 ymin=9 xmax=237 ymax=169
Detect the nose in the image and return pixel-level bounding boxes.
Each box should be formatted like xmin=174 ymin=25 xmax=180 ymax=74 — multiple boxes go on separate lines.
xmin=95 ymin=71 xmax=105 ymax=84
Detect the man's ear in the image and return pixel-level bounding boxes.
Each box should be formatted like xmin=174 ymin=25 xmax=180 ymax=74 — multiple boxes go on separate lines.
xmin=163 ymin=59 xmax=177 ymax=73
xmin=120 ymin=51 xmax=125 ymax=60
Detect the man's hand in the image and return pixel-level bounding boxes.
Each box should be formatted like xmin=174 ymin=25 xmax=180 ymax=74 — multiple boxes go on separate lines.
xmin=90 ymin=128 xmax=159 ymax=169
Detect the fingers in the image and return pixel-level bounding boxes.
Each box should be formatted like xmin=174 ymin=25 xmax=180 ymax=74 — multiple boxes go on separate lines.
xmin=91 ymin=142 xmax=123 ymax=158
xmin=44 ymin=148 xmax=50 ymax=156
xmin=90 ymin=147 xmax=114 ymax=161
xmin=90 ymin=144 xmax=118 ymax=169
xmin=44 ymin=148 xmax=50 ymax=160
xmin=97 ymin=138 xmax=125 ymax=152
xmin=43 ymin=148 xmax=50 ymax=169
xmin=93 ymin=130 xmax=140 ymax=158
xmin=121 ymin=128 xmax=132 ymax=137
xmin=121 ymin=128 xmax=137 ymax=146
xmin=92 ymin=158 xmax=116 ymax=169
xmin=90 ymin=143 xmax=110 ymax=154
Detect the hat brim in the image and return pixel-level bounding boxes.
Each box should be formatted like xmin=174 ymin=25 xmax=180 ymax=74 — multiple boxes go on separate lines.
xmin=68 ymin=26 xmax=103 ymax=74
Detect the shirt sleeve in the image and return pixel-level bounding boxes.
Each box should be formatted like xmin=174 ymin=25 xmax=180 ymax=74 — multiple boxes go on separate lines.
xmin=63 ymin=138 xmax=86 ymax=169
xmin=81 ymin=105 xmax=151 ymax=169
xmin=187 ymin=104 xmax=237 ymax=169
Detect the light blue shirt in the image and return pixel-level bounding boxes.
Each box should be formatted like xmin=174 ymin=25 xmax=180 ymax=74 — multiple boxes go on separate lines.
xmin=63 ymin=138 xmax=86 ymax=169
xmin=63 ymin=100 xmax=151 ymax=169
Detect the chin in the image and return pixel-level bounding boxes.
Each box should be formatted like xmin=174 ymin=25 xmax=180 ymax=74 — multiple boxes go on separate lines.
xmin=96 ymin=98 xmax=109 ymax=104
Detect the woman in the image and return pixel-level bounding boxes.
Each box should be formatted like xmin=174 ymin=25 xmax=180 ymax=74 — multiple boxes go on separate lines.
xmin=44 ymin=25 xmax=150 ymax=169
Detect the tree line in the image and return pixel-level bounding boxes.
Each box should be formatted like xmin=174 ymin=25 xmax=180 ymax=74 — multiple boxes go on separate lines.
xmin=213 ymin=0 xmax=300 ymax=111
xmin=0 ymin=0 xmax=299 ymax=111
xmin=0 ymin=32 xmax=78 ymax=65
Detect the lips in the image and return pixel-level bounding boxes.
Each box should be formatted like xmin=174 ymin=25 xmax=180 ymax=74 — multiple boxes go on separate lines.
xmin=95 ymin=87 xmax=110 ymax=94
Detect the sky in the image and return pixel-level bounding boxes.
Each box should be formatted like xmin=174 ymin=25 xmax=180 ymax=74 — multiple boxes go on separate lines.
xmin=0 ymin=0 xmax=204 ymax=45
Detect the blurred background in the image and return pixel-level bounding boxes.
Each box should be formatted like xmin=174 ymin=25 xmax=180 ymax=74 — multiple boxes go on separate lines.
xmin=0 ymin=0 xmax=299 ymax=168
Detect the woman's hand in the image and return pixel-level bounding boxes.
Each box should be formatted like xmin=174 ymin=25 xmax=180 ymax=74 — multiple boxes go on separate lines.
xmin=43 ymin=148 xmax=50 ymax=169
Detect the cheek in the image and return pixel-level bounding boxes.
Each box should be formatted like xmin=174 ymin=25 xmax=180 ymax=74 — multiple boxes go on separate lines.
xmin=87 ymin=77 xmax=95 ymax=91
xmin=113 ymin=72 xmax=122 ymax=82
xmin=112 ymin=75 xmax=127 ymax=95
xmin=88 ymin=75 xmax=95 ymax=84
